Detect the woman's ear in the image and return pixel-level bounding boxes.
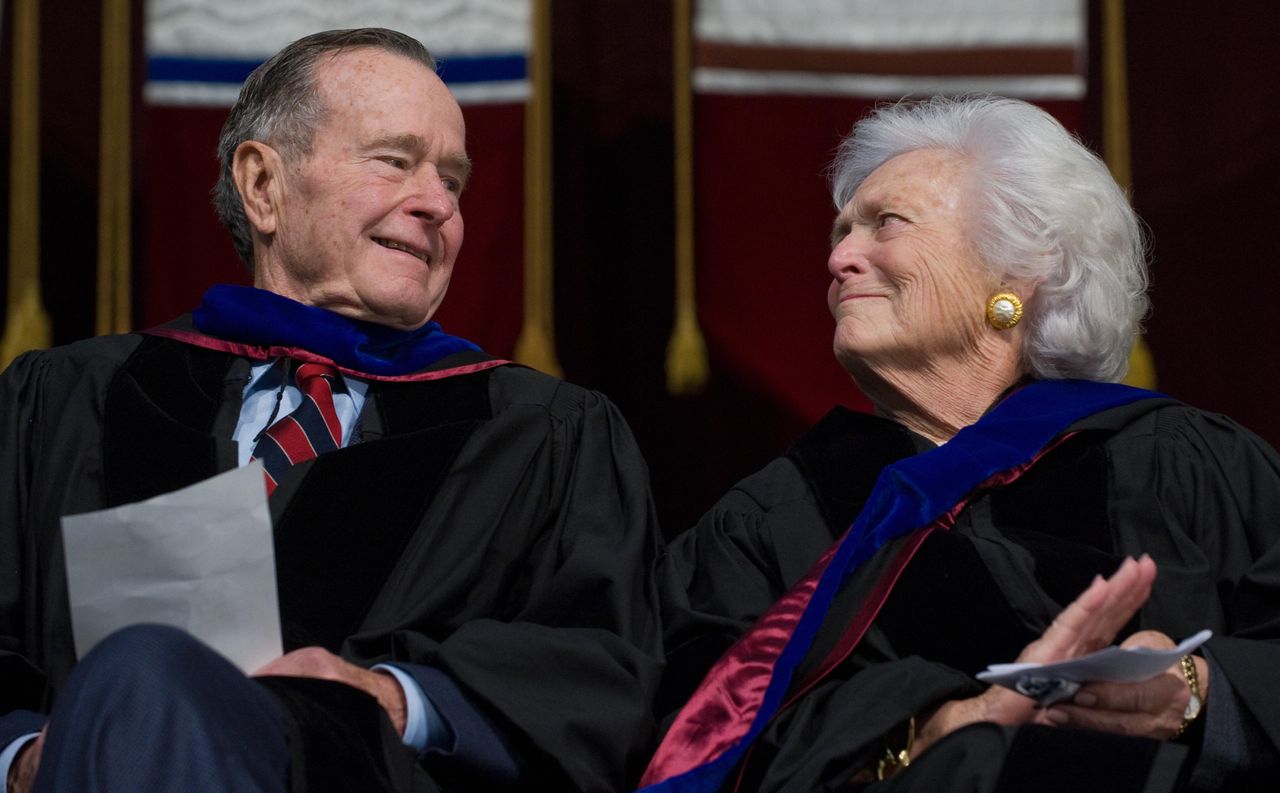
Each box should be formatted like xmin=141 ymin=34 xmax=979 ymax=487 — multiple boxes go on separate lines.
xmin=1012 ymin=277 xmax=1037 ymax=305
xmin=232 ymin=140 xmax=285 ymax=237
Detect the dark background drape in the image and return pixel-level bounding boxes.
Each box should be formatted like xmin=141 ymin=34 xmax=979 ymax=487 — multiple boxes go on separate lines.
xmin=1 ymin=1 xmax=1277 ymax=533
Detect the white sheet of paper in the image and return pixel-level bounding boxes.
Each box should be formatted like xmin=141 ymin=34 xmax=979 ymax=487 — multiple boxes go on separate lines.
xmin=976 ymin=629 xmax=1212 ymax=704
xmin=60 ymin=461 xmax=282 ymax=673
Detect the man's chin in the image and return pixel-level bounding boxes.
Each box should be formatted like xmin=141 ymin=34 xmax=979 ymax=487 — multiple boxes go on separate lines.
xmin=368 ymin=310 xmax=434 ymax=332
xmin=321 ymin=301 xmax=434 ymax=332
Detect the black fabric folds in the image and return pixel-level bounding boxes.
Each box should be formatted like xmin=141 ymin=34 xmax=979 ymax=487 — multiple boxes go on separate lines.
xmin=659 ymin=396 xmax=1280 ymax=791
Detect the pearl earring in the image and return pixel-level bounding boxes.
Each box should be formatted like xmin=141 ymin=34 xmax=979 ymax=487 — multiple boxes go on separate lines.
xmin=986 ymin=291 xmax=1024 ymax=330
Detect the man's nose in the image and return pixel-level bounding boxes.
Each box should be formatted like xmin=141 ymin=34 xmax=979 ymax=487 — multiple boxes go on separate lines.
xmin=404 ymin=168 xmax=457 ymax=224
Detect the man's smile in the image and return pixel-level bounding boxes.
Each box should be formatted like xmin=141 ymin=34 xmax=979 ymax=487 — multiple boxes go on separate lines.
xmin=373 ymin=237 xmax=431 ymax=264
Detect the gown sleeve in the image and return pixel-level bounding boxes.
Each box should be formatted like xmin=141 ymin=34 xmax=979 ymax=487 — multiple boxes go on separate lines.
xmin=1133 ymin=408 xmax=1280 ymax=765
xmin=0 ymin=351 xmax=52 ymax=714
xmin=658 ymin=455 xmax=847 ymax=711
xmin=366 ymin=384 xmax=667 ymax=792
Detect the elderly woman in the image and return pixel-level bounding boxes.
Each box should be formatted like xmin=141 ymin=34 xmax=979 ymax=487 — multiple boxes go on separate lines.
xmin=645 ymin=96 xmax=1280 ymax=792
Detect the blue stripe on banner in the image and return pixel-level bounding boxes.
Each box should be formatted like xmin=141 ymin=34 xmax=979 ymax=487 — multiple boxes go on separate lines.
xmin=149 ymin=56 xmax=259 ymax=84
xmin=148 ymin=53 xmax=526 ymax=86
xmin=435 ymin=54 xmax=526 ymax=83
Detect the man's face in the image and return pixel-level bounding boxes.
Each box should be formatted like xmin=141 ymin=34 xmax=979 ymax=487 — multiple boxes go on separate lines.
xmin=254 ymin=48 xmax=470 ymax=330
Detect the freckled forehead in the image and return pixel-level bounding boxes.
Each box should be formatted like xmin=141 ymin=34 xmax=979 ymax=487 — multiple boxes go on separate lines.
xmin=317 ymin=49 xmax=425 ymax=92
xmin=847 ymin=148 xmax=970 ymax=218
xmin=313 ymin=48 xmax=466 ymax=140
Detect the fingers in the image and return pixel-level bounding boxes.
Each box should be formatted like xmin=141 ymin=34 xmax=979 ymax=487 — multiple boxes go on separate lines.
xmin=1068 ymin=556 xmax=1154 ymax=639
xmin=252 ymin=647 xmax=408 ymax=737
xmin=1110 ymin=555 xmax=1157 ymax=622
xmin=253 ymin=646 xmax=347 ymax=679
xmin=1041 ymin=661 xmax=1189 ymax=741
xmin=1018 ymin=555 xmax=1156 ymax=665
xmin=1044 ymin=702 xmax=1181 ymax=739
xmin=1069 ymin=673 xmax=1185 ymax=715
xmin=1045 ymin=679 xmax=1185 ymax=740
xmin=1118 ymin=629 xmax=1175 ymax=651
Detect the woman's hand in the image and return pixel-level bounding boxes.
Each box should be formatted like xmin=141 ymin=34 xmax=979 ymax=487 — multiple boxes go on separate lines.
xmin=1043 ymin=630 xmax=1208 ymax=739
xmin=914 ymin=555 xmax=1158 ymax=756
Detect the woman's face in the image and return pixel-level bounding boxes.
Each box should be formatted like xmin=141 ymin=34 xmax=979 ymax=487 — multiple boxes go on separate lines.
xmin=827 ymin=148 xmax=996 ymax=374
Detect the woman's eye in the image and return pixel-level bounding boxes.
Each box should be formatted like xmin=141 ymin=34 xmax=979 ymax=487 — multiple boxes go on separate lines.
xmin=877 ymin=213 xmax=904 ymax=228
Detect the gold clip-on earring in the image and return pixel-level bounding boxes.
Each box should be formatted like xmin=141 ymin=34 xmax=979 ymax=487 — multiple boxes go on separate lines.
xmin=986 ymin=291 xmax=1024 ymax=330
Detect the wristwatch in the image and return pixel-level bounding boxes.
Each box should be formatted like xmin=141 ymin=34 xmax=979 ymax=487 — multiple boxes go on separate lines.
xmin=1172 ymin=654 xmax=1202 ymax=739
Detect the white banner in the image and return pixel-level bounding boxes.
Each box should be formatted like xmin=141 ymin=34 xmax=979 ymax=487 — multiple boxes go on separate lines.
xmin=146 ymin=0 xmax=531 ymax=106
xmin=696 ymin=0 xmax=1082 ymax=48
xmin=693 ymin=0 xmax=1085 ymax=98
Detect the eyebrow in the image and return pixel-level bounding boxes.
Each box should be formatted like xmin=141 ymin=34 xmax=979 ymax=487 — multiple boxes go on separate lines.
xmin=365 ymin=133 xmax=427 ymax=156
xmin=830 ymin=216 xmax=850 ymax=248
xmin=444 ymin=154 xmax=474 ymax=185
xmin=830 ymin=200 xmax=864 ymax=247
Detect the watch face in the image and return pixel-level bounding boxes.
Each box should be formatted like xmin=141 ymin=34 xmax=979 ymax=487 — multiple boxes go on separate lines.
xmin=1184 ymin=694 xmax=1202 ymax=721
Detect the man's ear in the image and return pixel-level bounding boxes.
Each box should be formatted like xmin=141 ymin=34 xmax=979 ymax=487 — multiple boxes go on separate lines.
xmin=232 ymin=140 xmax=286 ymax=236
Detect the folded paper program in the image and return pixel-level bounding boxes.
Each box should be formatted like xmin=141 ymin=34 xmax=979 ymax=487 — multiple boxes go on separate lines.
xmin=60 ymin=462 xmax=282 ymax=673
xmin=977 ymin=629 xmax=1212 ymax=706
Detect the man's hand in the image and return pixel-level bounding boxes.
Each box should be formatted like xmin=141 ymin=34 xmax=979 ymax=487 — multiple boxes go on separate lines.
xmin=6 ymin=728 xmax=45 ymax=793
xmin=915 ymin=555 xmax=1157 ymax=755
xmin=254 ymin=647 xmax=408 ymax=737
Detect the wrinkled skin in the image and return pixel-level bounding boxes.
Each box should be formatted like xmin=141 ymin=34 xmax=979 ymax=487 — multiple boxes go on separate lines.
xmin=239 ymin=47 xmax=471 ymax=331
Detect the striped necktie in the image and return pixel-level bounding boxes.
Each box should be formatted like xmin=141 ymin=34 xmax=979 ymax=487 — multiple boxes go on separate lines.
xmin=251 ymin=362 xmax=345 ymax=495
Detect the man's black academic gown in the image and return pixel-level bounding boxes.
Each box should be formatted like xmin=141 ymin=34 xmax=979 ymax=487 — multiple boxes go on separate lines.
xmin=0 ymin=326 xmax=665 ymax=792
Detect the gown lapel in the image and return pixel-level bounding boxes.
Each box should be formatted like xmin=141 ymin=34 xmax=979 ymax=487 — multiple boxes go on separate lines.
xmin=103 ymin=336 xmax=241 ymax=507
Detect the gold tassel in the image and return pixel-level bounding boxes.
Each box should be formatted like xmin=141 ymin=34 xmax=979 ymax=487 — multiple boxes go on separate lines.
xmin=1102 ymin=0 xmax=1156 ymax=389
xmin=1124 ymin=336 xmax=1156 ymax=390
xmin=665 ymin=0 xmax=710 ymax=395
xmin=666 ymin=305 xmax=709 ymax=395
xmin=96 ymin=0 xmax=133 ymax=336
xmin=513 ymin=0 xmax=562 ymax=377
xmin=0 ymin=0 xmax=51 ymax=368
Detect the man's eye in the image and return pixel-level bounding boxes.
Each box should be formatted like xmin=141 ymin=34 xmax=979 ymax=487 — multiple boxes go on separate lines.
xmin=442 ymin=177 xmax=462 ymax=194
xmin=379 ymin=157 xmax=408 ymax=169
xmin=877 ymin=213 xmax=904 ymax=228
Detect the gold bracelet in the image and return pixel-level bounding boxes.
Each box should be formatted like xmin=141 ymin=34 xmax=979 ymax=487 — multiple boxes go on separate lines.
xmin=1171 ymin=654 xmax=1203 ymax=740
xmin=876 ymin=716 xmax=915 ymax=780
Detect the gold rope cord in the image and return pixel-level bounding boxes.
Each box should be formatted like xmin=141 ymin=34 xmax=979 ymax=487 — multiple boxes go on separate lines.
xmin=513 ymin=0 xmax=562 ymax=376
xmin=1102 ymin=0 xmax=1132 ymax=192
xmin=0 ymin=0 xmax=51 ymax=367
xmin=96 ymin=0 xmax=133 ymax=336
xmin=1103 ymin=0 xmax=1156 ymax=389
xmin=664 ymin=0 xmax=710 ymax=395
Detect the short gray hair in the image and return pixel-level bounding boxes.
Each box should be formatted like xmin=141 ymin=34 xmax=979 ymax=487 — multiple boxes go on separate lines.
xmin=830 ymin=95 xmax=1149 ymax=383
xmin=212 ymin=28 xmax=436 ymax=270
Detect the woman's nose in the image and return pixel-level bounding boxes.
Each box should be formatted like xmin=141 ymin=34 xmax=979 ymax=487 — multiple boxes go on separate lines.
xmin=827 ymin=229 xmax=870 ymax=280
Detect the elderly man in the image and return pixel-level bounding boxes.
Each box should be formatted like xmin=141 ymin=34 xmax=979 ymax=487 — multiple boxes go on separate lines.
xmin=0 ymin=28 xmax=662 ymax=793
